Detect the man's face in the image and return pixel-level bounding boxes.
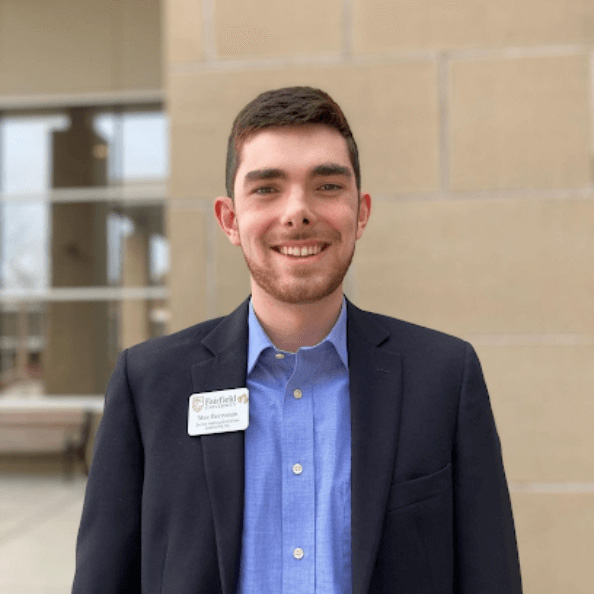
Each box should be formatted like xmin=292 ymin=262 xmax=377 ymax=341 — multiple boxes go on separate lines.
xmin=215 ymin=124 xmax=370 ymax=306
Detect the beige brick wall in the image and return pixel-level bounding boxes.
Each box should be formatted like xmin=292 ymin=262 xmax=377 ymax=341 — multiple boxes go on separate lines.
xmin=479 ymin=343 xmax=594 ymax=483
xmin=352 ymin=0 xmax=594 ymax=52
xmin=165 ymin=1 xmax=594 ymax=592
xmin=512 ymin=493 xmax=594 ymax=594
xmin=164 ymin=0 xmax=203 ymax=65
xmin=354 ymin=198 xmax=594 ymax=335
xmin=215 ymin=0 xmax=343 ymax=58
xmin=449 ymin=54 xmax=591 ymax=191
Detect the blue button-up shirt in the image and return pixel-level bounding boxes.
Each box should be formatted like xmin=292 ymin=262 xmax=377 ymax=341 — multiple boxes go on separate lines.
xmin=237 ymin=299 xmax=352 ymax=594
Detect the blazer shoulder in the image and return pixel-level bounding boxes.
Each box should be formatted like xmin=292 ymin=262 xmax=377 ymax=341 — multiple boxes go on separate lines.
xmin=127 ymin=316 xmax=223 ymax=359
xmin=349 ymin=303 xmax=470 ymax=358
xmin=122 ymin=298 xmax=250 ymax=379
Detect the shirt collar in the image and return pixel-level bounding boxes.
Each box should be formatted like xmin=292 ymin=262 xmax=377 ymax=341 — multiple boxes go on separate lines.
xmin=247 ymin=297 xmax=349 ymax=374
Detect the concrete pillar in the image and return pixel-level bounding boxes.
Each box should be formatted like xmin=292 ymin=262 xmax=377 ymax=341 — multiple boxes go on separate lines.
xmin=120 ymin=232 xmax=151 ymax=349
xmin=15 ymin=302 xmax=28 ymax=380
xmin=45 ymin=107 xmax=110 ymax=394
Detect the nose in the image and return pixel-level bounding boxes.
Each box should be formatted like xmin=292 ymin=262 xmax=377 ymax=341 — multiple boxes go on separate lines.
xmin=280 ymin=187 xmax=316 ymax=228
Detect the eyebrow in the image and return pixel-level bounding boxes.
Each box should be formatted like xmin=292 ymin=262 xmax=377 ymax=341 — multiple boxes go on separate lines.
xmin=244 ymin=168 xmax=287 ymax=183
xmin=243 ymin=162 xmax=353 ymax=186
xmin=312 ymin=163 xmax=352 ymax=178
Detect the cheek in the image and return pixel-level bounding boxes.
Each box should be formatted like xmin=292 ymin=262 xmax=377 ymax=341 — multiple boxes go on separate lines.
xmin=334 ymin=209 xmax=361 ymax=237
xmin=243 ymin=211 xmax=276 ymax=236
xmin=236 ymin=219 xmax=266 ymax=248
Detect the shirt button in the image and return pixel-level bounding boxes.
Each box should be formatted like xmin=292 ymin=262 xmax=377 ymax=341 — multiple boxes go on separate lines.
xmin=275 ymin=353 xmax=285 ymax=359
xmin=292 ymin=463 xmax=303 ymax=475
xmin=293 ymin=388 xmax=302 ymax=399
xmin=293 ymin=547 xmax=304 ymax=560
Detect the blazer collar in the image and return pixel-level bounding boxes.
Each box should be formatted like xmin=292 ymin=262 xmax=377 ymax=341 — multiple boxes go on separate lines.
xmin=192 ymin=298 xmax=403 ymax=594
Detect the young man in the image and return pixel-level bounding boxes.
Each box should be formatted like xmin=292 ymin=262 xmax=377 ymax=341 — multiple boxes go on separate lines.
xmin=73 ymin=87 xmax=522 ymax=594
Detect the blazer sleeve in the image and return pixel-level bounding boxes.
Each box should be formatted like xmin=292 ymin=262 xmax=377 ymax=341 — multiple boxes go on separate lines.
xmin=453 ymin=343 xmax=522 ymax=594
xmin=72 ymin=350 xmax=143 ymax=594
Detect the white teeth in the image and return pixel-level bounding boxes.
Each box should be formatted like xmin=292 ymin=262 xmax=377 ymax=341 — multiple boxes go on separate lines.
xmin=279 ymin=245 xmax=323 ymax=257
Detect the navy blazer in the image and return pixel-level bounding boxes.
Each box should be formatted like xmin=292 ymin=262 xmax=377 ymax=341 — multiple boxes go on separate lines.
xmin=73 ymin=299 xmax=522 ymax=594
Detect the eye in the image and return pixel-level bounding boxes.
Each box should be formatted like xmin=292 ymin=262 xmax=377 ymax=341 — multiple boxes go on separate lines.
xmin=253 ymin=186 xmax=277 ymax=195
xmin=318 ymin=183 xmax=342 ymax=191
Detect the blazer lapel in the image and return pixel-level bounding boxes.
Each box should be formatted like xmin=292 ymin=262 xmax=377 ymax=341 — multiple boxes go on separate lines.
xmin=190 ymin=299 xmax=403 ymax=594
xmin=191 ymin=300 xmax=250 ymax=594
xmin=347 ymin=302 xmax=404 ymax=594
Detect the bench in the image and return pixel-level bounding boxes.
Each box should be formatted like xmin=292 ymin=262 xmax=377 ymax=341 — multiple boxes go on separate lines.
xmin=0 ymin=397 xmax=104 ymax=477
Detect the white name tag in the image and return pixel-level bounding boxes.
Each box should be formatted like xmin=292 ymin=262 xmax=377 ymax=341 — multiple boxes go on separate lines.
xmin=187 ymin=388 xmax=249 ymax=436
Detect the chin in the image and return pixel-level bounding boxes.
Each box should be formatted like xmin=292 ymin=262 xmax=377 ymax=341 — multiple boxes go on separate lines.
xmin=244 ymin=250 xmax=355 ymax=305
xmin=265 ymin=280 xmax=343 ymax=305
xmin=250 ymin=272 xmax=345 ymax=305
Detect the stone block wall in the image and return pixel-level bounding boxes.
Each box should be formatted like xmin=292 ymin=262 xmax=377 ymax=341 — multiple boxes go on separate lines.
xmin=165 ymin=2 xmax=594 ymax=592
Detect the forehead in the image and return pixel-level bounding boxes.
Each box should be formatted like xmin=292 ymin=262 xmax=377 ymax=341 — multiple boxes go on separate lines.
xmin=237 ymin=124 xmax=352 ymax=173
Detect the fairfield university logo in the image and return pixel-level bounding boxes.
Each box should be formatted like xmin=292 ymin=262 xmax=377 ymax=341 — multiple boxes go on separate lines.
xmin=192 ymin=392 xmax=248 ymax=413
xmin=192 ymin=396 xmax=205 ymax=413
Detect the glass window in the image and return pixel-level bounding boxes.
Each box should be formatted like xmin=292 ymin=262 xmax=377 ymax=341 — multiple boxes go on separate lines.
xmin=0 ymin=114 xmax=69 ymax=194
xmin=1 ymin=201 xmax=167 ymax=291
xmin=93 ymin=110 xmax=169 ymax=183
xmin=1 ymin=202 xmax=49 ymax=290
xmin=0 ymin=106 xmax=169 ymax=398
xmin=0 ymin=295 xmax=168 ymax=396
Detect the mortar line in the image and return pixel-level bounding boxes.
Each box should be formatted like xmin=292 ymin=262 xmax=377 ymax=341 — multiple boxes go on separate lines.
xmin=438 ymin=53 xmax=450 ymax=194
xmin=447 ymin=44 xmax=586 ymax=61
xmin=341 ymin=0 xmax=353 ymax=61
xmin=370 ymin=186 xmax=594 ymax=202
xmin=510 ymin=482 xmax=594 ymax=494
xmin=589 ymin=51 xmax=594 ymax=163
xmin=170 ymin=53 xmax=346 ymax=74
xmin=466 ymin=334 xmax=594 ymax=346
xmin=201 ymin=0 xmax=217 ymax=63
xmin=357 ymin=44 xmax=586 ymax=63
xmin=169 ymin=43 xmax=591 ymax=75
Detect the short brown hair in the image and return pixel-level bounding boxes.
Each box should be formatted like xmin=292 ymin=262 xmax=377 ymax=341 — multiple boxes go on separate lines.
xmin=225 ymin=86 xmax=360 ymax=197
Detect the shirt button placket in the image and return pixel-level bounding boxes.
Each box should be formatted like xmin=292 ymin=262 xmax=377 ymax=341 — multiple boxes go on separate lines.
xmin=283 ymin=367 xmax=314 ymax=593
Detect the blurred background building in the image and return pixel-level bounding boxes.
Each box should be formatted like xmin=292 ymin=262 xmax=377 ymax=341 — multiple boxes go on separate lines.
xmin=0 ymin=0 xmax=592 ymax=593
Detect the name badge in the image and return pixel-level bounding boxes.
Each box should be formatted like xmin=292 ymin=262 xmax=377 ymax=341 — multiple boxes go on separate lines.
xmin=188 ymin=388 xmax=249 ymax=436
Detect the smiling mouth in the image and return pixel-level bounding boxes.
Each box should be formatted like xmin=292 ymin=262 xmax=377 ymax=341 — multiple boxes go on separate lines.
xmin=274 ymin=244 xmax=329 ymax=257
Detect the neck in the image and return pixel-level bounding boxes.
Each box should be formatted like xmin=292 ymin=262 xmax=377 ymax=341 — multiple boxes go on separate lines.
xmin=251 ymin=287 xmax=344 ymax=352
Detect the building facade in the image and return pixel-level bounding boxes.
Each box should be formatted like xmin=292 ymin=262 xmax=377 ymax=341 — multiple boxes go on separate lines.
xmin=0 ymin=1 xmax=592 ymax=592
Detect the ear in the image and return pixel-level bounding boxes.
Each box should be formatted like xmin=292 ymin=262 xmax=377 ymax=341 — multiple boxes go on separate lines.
xmin=356 ymin=193 xmax=371 ymax=240
xmin=214 ymin=196 xmax=241 ymax=246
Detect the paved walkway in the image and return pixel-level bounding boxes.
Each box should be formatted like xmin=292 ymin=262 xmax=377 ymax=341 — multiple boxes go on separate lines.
xmin=0 ymin=474 xmax=86 ymax=594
